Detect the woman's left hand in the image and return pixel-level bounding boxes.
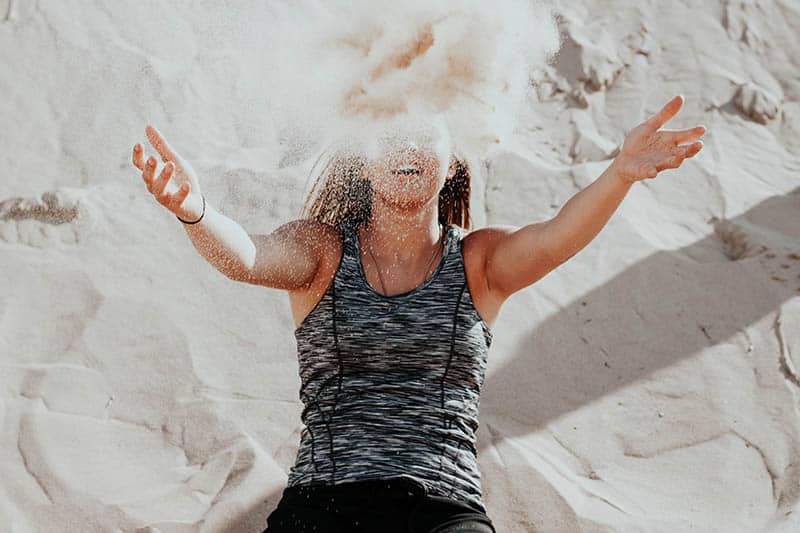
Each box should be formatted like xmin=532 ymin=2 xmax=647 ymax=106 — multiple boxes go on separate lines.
xmin=612 ymin=95 xmax=706 ymax=184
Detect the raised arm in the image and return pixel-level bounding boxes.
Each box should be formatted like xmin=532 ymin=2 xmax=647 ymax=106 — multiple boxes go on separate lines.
xmin=229 ymin=219 xmax=338 ymax=291
xmin=175 ymin=206 xmax=330 ymax=291
xmin=484 ymin=95 xmax=706 ymax=298
xmin=132 ymin=125 xmax=329 ymax=291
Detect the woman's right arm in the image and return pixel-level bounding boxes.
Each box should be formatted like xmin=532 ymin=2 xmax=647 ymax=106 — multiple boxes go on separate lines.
xmin=132 ymin=125 xmax=326 ymax=290
xmin=215 ymin=217 xmax=336 ymax=291
xmin=178 ymin=203 xmax=327 ymax=290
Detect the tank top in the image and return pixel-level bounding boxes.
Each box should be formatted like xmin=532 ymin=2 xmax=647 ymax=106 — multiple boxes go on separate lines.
xmin=286 ymin=220 xmax=494 ymax=514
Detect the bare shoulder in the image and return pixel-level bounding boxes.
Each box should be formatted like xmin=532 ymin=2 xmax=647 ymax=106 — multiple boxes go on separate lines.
xmin=291 ymin=219 xmax=341 ymax=249
xmin=460 ymin=224 xmax=519 ymax=329
xmin=461 ymin=224 xmax=518 ymax=269
xmin=277 ymin=218 xmax=341 ymax=247
xmin=268 ymin=218 xmax=343 ymax=268
xmin=241 ymin=218 xmax=343 ymax=292
xmin=286 ymin=219 xmax=344 ymax=328
xmin=289 ymin=218 xmax=344 ymax=283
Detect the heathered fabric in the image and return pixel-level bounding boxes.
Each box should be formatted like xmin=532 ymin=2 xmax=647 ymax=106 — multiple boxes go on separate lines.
xmin=287 ymin=220 xmax=494 ymax=514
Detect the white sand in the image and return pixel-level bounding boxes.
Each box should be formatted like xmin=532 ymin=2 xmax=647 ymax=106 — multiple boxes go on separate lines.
xmin=1 ymin=1 xmax=799 ymax=532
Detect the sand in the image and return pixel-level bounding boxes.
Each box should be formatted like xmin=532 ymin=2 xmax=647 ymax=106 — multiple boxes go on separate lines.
xmin=1 ymin=0 xmax=799 ymax=531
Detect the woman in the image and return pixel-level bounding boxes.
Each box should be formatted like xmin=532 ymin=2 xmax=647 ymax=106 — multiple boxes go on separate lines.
xmin=131 ymin=95 xmax=704 ymax=532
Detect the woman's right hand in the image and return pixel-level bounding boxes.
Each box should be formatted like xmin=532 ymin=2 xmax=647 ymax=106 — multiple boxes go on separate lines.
xmin=132 ymin=125 xmax=204 ymax=221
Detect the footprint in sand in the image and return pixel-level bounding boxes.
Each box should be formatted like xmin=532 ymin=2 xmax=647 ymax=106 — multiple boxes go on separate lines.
xmin=0 ymin=189 xmax=94 ymax=246
xmin=733 ymin=82 xmax=781 ymax=125
xmin=764 ymin=252 xmax=800 ymax=291
xmin=710 ymin=216 xmax=800 ymax=291
xmin=711 ymin=216 xmax=766 ymax=261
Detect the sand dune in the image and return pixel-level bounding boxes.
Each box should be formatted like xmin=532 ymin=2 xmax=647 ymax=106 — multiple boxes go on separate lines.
xmin=1 ymin=1 xmax=799 ymax=532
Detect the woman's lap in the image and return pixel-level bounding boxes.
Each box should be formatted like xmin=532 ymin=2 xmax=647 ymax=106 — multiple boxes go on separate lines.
xmin=263 ymin=477 xmax=496 ymax=533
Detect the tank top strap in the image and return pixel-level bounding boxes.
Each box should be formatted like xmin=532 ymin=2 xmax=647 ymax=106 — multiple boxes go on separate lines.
xmin=445 ymin=223 xmax=465 ymax=255
xmin=338 ymin=220 xmax=359 ymax=259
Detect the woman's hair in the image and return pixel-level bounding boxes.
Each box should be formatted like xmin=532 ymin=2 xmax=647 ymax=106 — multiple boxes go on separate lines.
xmin=299 ymin=146 xmax=472 ymax=230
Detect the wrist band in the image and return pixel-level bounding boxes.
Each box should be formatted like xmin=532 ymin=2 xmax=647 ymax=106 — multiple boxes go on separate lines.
xmin=176 ymin=193 xmax=206 ymax=224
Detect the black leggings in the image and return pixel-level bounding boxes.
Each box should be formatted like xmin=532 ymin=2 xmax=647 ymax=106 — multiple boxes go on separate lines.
xmin=263 ymin=477 xmax=496 ymax=533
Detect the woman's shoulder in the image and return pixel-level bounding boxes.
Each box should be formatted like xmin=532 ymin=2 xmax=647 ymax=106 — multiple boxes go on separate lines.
xmin=458 ymin=224 xmax=496 ymax=265
xmin=459 ymin=224 xmax=514 ymax=246
xmin=299 ymin=218 xmax=348 ymax=240
xmin=291 ymin=218 xmax=346 ymax=268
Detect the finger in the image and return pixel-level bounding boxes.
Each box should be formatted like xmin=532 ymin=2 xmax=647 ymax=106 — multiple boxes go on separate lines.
xmin=170 ymin=183 xmax=191 ymax=210
xmin=145 ymin=124 xmax=177 ymax=163
xmin=132 ymin=143 xmax=145 ymax=170
xmin=681 ymin=140 xmax=703 ymax=158
xmin=656 ymin=157 xmax=679 ymax=172
xmin=152 ymin=161 xmax=174 ymax=197
xmin=662 ymin=125 xmax=706 ymax=145
xmin=656 ymin=141 xmax=702 ymax=172
xmin=142 ymin=155 xmax=157 ymax=188
xmin=160 ymin=190 xmax=174 ymax=206
xmin=645 ymin=95 xmax=684 ymax=133
xmin=654 ymin=146 xmax=683 ymax=172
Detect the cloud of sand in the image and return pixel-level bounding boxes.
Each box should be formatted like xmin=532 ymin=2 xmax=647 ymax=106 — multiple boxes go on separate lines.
xmin=256 ymin=0 xmax=563 ymax=162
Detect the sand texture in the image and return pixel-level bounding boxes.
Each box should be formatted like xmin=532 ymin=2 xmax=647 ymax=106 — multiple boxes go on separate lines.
xmin=1 ymin=1 xmax=799 ymax=531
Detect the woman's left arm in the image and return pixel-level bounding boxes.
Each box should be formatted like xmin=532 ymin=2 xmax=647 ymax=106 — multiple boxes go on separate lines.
xmin=485 ymin=95 xmax=706 ymax=298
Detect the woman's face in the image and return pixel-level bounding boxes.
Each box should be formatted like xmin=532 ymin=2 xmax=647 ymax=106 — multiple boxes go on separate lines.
xmin=361 ymin=115 xmax=454 ymax=210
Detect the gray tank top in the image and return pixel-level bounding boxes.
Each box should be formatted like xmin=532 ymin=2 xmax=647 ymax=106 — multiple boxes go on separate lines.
xmin=287 ymin=220 xmax=494 ymax=514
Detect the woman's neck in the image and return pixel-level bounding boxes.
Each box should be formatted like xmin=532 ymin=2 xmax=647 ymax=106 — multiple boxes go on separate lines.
xmin=359 ymin=200 xmax=443 ymax=263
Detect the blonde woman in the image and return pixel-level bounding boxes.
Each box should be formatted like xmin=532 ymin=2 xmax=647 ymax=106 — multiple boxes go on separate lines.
xmin=131 ymin=96 xmax=704 ymax=533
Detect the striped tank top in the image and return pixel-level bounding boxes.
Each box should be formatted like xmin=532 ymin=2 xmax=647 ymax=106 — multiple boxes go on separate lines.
xmin=287 ymin=220 xmax=494 ymax=514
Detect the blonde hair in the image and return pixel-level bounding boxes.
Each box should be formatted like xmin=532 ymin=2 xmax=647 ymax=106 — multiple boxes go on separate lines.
xmin=299 ymin=145 xmax=473 ymax=230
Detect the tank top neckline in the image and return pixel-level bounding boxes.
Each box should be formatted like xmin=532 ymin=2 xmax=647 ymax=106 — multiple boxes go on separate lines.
xmin=349 ymin=222 xmax=456 ymax=301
